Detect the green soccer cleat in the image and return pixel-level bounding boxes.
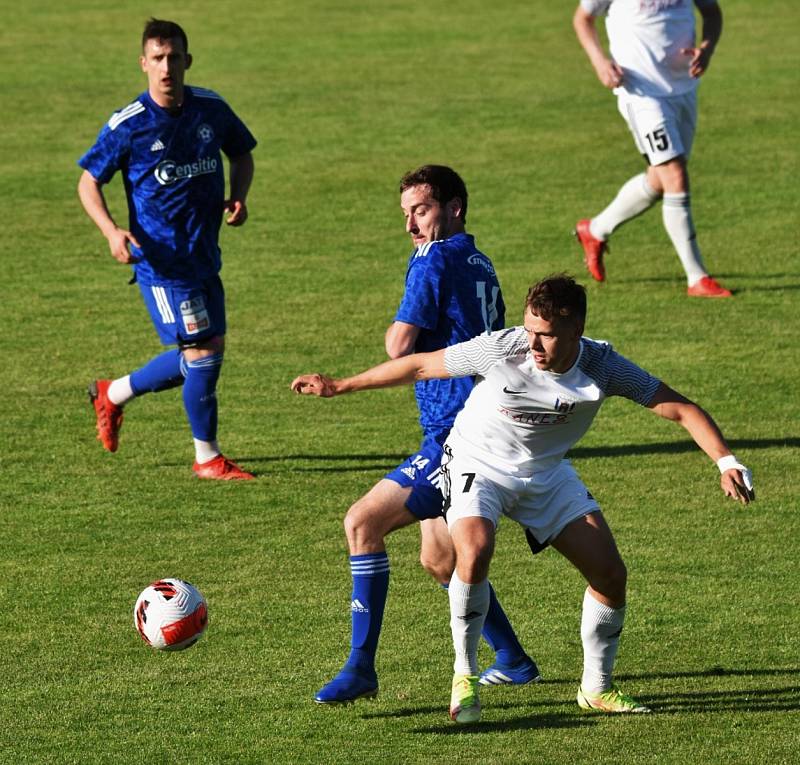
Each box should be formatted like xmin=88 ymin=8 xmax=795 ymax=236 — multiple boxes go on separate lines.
xmin=449 ymin=674 xmax=481 ymax=723
xmin=577 ymin=684 xmax=651 ymax=714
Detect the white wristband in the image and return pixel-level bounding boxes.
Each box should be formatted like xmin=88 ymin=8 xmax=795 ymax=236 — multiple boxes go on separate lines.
xmin=716 ymin=454 xmax=755 ymax=498
xmin=716 ymin=455 xmax=740 ymax=474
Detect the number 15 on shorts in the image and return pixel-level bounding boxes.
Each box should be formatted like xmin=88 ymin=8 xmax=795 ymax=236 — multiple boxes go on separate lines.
xmin=645 ymin=127 xmax=669 ymax=153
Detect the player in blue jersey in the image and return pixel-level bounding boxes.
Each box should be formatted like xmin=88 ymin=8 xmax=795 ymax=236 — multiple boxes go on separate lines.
xmin=77 ymin=19 xmax=256 ymax=479
xmin=310 ymin=165 xmax=539 ymax=705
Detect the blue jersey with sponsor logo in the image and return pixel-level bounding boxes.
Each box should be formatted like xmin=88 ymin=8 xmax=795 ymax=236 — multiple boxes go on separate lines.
xmin=78 ymin=86 xmax=256 ymax=286
xmin=394 ymin=232 xmax=505 ymax=438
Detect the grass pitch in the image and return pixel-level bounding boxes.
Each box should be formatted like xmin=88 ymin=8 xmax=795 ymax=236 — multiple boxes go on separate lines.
xmin=1 ymin=1 xmax=798 ymax=763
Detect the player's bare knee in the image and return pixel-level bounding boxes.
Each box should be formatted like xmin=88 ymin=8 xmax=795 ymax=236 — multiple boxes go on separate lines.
xmin=656 ymin=157 xmax=689 ymax=194
xmin=454 ymin=541 xmax=493 ymax=583
xmin=182 ymin=335 xmax=225 ymax=361
xmin=419 ymin=548 xmax=455 ymax=584
xmin=343 ymin=500 xmax=381 ymax=551
xmin=590 ymin=559 xmax=627 ymax=603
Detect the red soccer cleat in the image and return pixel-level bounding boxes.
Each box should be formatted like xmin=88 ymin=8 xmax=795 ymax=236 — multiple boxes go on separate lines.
xmin=574 ymin=219 xmax=607 ymax=282
xmin=193 ymin=454 xmax=255 ymax=481
xmin=687 ymin=276 xmax=732 ymax=298
xmin=88 ymin=379 xmax=124 ymax=453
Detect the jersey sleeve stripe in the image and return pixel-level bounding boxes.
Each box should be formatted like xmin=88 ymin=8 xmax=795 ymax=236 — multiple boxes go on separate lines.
xmin=108 ymin=102 xmax=145 ymax=130
xmin=444 ymin=327 xmax=528 ymax=377
xmin=189 ymin=86 xmax=225 ymax=102
xmin=414 ymin=241 xmax=432 ymax=259
xmin=578 ymin=338 xmax=661 ymax=405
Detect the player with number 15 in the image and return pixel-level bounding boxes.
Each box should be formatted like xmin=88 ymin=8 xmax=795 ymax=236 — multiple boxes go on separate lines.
xmin=572 ymin=0 xmax=731 ymax=298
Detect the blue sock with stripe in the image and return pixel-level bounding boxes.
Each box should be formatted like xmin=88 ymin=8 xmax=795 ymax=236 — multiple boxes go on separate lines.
xmin=182 ymin=353 xmax=223 ymax=441
xmin=344 ymin=552 xmax=389 ymax=677
xmin=442 ymin=581 xmax=527 ymax=666
xmin=129 ymin=350 xmax=185 ymax=395
xmin=481 ymin=582 xmax=528 ymax=666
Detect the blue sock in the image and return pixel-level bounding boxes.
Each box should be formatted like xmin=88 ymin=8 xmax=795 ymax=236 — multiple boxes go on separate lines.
xmin=344 ymin=552 xmax=390 ymax=677
xmin=443 ymin=581 xmax=527 ymax=666
xmin=129 ymin=350 xmax=185 ymax=395
xmin=482 ymin=582 xmax=528 ymax=666
xmin=182 ymin=353 xmax=223 ymax=441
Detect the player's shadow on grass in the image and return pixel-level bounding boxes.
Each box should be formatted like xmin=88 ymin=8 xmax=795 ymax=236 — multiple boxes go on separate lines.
xmin=236 ymin=453 xmax=413 ymax=472
xmin=237 ymin=437 xmax=799 ymax=472
xmin=565 ymin=667 xmax=800 ymax=715
xmin=363 ymin=700 xmax=597 ymax=734
xmin=613 ymin=273 xmax=800 ymax=293
xmin=644 ymin=685 xmax=800 ymax=714
xmin=408 ymin=712 xmax=596 ymax=735
xmin=567 ymin=436 xmax=799 ymax=460
xmin=371 ymin=667 xmax=800 ymax=730
xmin=614 ymin=666 xmax=800 ymax=681
xmin=621 ymin=667 xmax=800 ymax=713
xmin=726 ymin=271 xmax=800 ymax=293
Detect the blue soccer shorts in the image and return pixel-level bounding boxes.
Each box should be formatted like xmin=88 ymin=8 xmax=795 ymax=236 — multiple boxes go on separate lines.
xmin=139 ymin=275 xmax=226 ymax=348
xmin=385 ymin=434 xmax=448 ymax=520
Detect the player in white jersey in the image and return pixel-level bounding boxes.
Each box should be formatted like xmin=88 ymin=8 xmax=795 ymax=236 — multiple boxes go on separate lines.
xmin=291 ymin=274 xmax=755 ymax=723
xmin=573 ymin=0 xmax=732 ymax=298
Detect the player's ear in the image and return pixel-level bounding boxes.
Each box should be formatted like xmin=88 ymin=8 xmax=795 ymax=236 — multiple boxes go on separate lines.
xmin=446 ymin=197 xmax=463 ymax=220
xmin=185 ymin=53 xmax=193 ymax=69
xmin=139 ymin=55 xmax=147 ymax=72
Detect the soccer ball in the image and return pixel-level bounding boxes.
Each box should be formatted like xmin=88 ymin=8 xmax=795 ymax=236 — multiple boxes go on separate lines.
xmin=134 ymin=578 xmax=208 ymax=651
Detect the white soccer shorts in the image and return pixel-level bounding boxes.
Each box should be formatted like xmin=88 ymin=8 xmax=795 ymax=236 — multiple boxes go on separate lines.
xmin=442 ymin=447 xmax=600 ymax=547
xmin=617 ymin=89 xmax=698 ymax=165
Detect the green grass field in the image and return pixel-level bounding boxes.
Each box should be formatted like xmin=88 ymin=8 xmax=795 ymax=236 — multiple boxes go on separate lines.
xmin=2 ymin=1 xmax=798 ymax=762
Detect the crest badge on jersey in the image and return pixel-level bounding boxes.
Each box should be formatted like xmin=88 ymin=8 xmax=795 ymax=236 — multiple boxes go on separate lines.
xmin=197 ymin=123 xmax=214 ymax=143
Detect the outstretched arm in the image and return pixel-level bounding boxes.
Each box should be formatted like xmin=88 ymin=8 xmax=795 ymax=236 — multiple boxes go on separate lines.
xmin=647 ymin=383 xmax=754 ymax=504
xmin=573 ymin=5 xmax=624 ymax=88
xmin=683 ymin=1 xmax=723 ymax=77
xmin=291 ymin=349 xmax=449 ymax=397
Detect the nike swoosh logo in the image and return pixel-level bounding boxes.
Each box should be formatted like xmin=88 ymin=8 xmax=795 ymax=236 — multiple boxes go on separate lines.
xmin=503 ymin=386 xmax=525 ymax=394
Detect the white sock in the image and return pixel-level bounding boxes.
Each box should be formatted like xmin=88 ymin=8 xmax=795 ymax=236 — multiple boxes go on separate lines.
xmin=448 ymin=571 xmax=490 ymax=676
xmin=194 ymin=439 xmax=221 ymax=464
xmin=662 ymin=192 xmax=708 ymax=285
xmin=590 ymin=173 xmax=660 ymax=241
xmin=580 ymin=588 xmax=626 ymax=693
xmin=108 ymin=376 xmax=135 ymax=406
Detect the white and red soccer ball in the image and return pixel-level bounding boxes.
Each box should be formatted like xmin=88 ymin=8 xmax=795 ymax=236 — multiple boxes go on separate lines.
xmin=134 ymin=578 xmax=208 ymax=651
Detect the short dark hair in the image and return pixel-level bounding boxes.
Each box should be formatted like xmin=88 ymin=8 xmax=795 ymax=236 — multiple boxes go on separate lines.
xmin=525 ymin=274 xmax=587 ymax=325
xmin=142 ymin=18 xmax=188 ymax=53
xmin=399 ymin=165 xmax=468 ymax=221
